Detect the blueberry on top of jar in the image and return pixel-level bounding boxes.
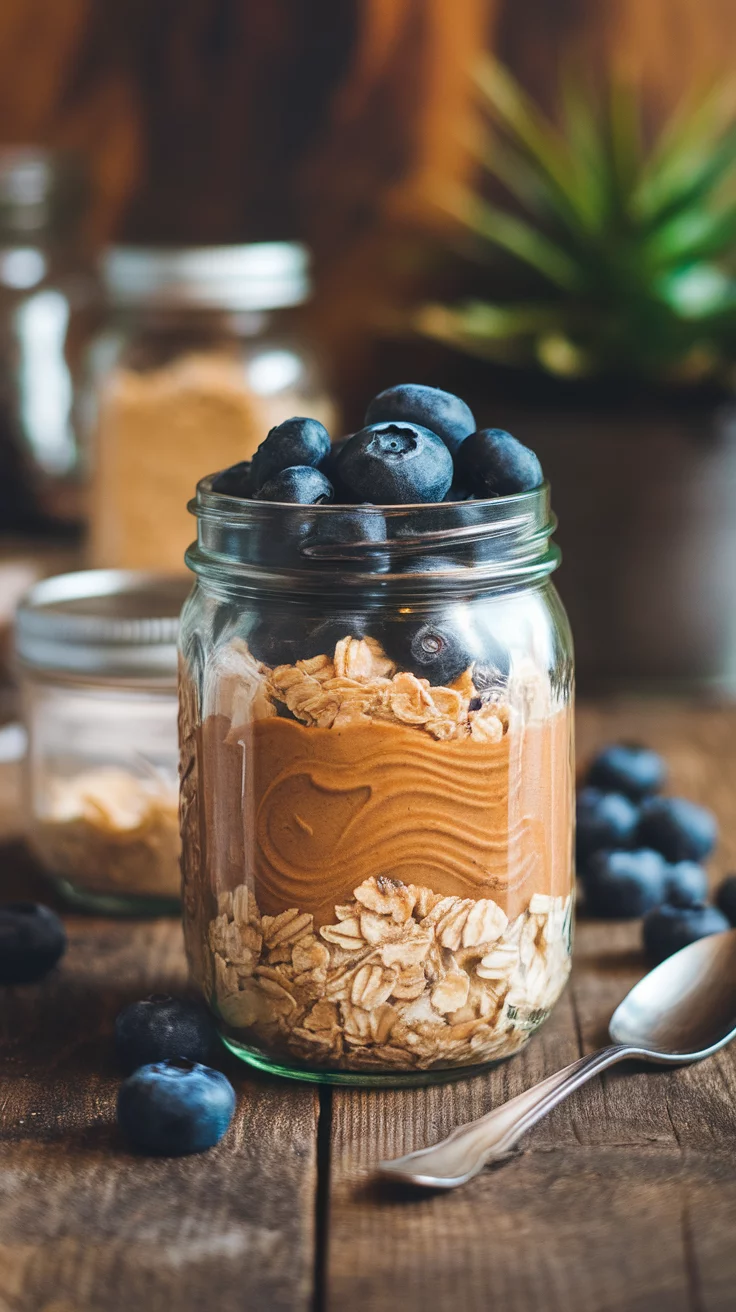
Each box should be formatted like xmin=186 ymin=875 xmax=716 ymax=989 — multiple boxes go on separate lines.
xmin=456 ymin=429 xmax=543 ymax=497
xmin=211 ymin=460 xmax=254 ymax=498
xmin=252 ymin=417 xmax=331 ymax=491
xmin=364 ymin=384 xmax=476 ymax=458
xmin=336 ymin=422 xmax=453 ymax=504
xmin=253 ymin=466 xmax=335 ymax=505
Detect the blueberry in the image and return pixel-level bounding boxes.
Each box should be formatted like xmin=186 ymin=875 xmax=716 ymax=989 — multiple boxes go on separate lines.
xmin=583 ymin=849 xmax=667 ymax=918
xmin=115 ymin=995 xmax=217 ymax=1074
xmin=211 ymin=460 xmax=254 ymax=498
xmin=663 ymin=861 xmax=709 ymax=908
xmin=336 ymin=422 xmax=453 ymax=505
xmin=384 ymin=618 xmax=472 ymax=685
xmin=637 ymin=796 xmax=718 ymax=863
xmin=365 ymin=384 xmax=476 ymax=458
xmin=247 ymin=616 xmax=300 ymax=666
xmin=300 ymin=615 xmax=371 ymax=660
xmin=575 ymin=787 xmax=639 ymax=865
xmin=715 ymin=874 xmax=736 ymax=925
xmin=301 ymin=506 xmax=387 ymax=558
xmin=117 ymin=1059 xmax=236 ymax=1156
xmin=456 ymin=428 xmax=543 ymax=497
xmin=587 ymin=744 xmax=666 ymax=800
xmin=643 ymin=902 xmax=730 ymax=964
xmin=252 ymin=417 xmax=331 ymax=491
xmin=253 ymin=466 xmax=334 ymax=504
xmin=0 ymin=903 xmax=66 ymax=985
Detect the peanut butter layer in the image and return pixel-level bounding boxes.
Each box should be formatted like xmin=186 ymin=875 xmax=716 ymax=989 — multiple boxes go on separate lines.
xmin=231 ymin=709 xmax=572 ymax=926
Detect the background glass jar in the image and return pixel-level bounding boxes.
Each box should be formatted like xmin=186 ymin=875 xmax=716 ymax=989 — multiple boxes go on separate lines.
xmin=16 ymin=570 xmax=191 ymax=914
xmin=83 ymin=243 xmax=337 ymax=573
xmin=180 ymin=482 xmax=575 ymax=1085
xmin=0 ymin=148 xmax=97 ymax=533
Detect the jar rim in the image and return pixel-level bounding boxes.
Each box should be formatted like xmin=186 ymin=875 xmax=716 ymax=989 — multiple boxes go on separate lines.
xmin=185 ymin=476 xmax=561 ymax=595
xmin=15 ymin=569 xmax=191 ymax=680
xmin=101 ymin=242 xmax=311 ymax=312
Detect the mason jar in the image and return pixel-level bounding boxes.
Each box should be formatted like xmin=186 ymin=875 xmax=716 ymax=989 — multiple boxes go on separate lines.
xmin=84 ymin=242 xmax=337 ymax=573
xmin=0 ymin=147 xmax=97 ymax=532
xmin=179 ymin=482 xmax=575 ymax=1084
xmin=17 ymin=570 xmax=191 ymax=914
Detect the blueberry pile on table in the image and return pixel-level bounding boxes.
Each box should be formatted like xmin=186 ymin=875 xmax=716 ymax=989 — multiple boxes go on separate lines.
xmin=577 ymin=742 xmax=735 ymax=960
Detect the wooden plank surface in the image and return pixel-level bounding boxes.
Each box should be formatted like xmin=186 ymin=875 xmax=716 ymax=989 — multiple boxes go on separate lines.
xmin=2 ymin=701 xmax=736 ymax=1312
xmin=0 ymin=852 xmax=320 ymax=1312
xmin=325 ymin=702 xmax=736 ymax=1312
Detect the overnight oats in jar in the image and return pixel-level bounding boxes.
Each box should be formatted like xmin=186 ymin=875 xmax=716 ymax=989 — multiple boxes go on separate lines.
xmin=179 ymin=388 xmax=574 ymax=1083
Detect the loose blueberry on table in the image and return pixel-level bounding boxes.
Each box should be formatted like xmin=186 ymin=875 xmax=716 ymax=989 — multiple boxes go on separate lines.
xmin=117 ymin=1060 xmax=236 ymax=1156
xmin=586 ymin=743 xmax=667 ymax=801
xmin=583 ymin=848 xmax=667 ymax=919
xmin=643 ymin=902 xmax=731 ymax=964
xmin=115 ymin=995 xmax=217 ymax=1074
xmin=715 ymin=874 xmax=736 ymax=926
xmin=0 ymin=903 xmax=66 ymax=985
xmin=575 ymin=787 xmax=639 ymax=865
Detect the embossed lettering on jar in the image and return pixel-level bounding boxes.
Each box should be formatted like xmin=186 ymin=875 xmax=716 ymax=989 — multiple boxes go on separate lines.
xmin=179 ymin=484 xmax=575 ymax=1084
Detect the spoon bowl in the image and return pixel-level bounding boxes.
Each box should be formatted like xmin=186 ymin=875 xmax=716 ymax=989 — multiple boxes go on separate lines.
xmin=379 ymin=929 xmax=736 ymax=1189
xmin=609 ymin=928 xmax=736 ymax=1057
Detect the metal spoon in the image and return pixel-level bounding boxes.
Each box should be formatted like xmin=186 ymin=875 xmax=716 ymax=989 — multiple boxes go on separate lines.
xmin=379 ymin=928 xmax=736 ymax=1190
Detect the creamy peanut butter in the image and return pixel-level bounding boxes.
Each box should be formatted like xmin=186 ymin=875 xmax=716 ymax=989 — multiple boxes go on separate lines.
xmin=235 ymin=710 xmax=572 ymax=926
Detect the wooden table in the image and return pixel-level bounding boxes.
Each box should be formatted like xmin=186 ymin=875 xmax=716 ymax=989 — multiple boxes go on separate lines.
xmin=2 ymin=701 xmax=736 ymax=1312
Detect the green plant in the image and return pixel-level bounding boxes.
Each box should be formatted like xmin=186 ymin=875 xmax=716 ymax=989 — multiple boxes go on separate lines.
xmin=416 ymin=59 xmax=736 ymax=384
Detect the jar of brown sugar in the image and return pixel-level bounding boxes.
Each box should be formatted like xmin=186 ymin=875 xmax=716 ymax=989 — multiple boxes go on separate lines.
xmin=179 ymin=481 xmax=575 ymax=1085
xmin=17 ymin=570 xmax=191 ymax=913
xmin=85 ymin=244 xmax=336 ymax=572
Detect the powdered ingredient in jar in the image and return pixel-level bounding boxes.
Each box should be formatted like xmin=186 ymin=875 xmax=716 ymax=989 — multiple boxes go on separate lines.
xmin=91 ymin=353 xmax=336 ymax=572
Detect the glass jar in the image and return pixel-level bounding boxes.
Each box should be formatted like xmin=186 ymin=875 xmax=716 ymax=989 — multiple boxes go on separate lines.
xmin=179 ymin=480 xmax=575 ymax=1085
xmin=16 ymin=570 xmax=192 ymax=914
xmin=84 ymin=243 xmax=337 ymax=573
xmin=0 ymin=147 xmax=97 ymax=531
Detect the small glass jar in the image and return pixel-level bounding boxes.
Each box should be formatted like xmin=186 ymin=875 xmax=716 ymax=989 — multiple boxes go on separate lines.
xmin=84 ymin=243 xmax=337 ymax=573
xmin=0 ymin=148 xmax=97 ymax=531
xmin=16 ymin=570 xmax=192 ymax=914
xmin=179 ymin=481 xmax=575 ymax=1085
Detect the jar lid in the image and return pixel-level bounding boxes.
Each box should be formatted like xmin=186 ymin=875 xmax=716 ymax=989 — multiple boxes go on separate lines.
xmin=15 ymin=570 xmax=191 ymax=682
xmin=102 ymin=242 xmax=311 ymax=312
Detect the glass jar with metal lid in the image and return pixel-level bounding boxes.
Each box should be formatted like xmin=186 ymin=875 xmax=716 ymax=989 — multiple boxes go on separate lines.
xmin=16 ymin=570 xmax=191 ymax=914
xmin=84 ymin=243 xmax=337 ymax=573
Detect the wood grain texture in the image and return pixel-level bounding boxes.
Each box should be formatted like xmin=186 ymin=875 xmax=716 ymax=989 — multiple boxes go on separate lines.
xmin=0 ymin=882 xmax=319 ymax=1312
xmin=325 ymin=701 xmax=736 ymax=1312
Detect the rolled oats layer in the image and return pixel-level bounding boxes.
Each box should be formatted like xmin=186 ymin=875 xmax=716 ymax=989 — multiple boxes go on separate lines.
xmin=209 ymin=876 xmax=572 ymax=1071
xmin=31 ymin=767 xmax=180 ymax=900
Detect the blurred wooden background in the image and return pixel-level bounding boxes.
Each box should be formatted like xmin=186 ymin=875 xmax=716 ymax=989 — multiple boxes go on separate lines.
xmin=1 ymin=0 xmax=734 ymax=394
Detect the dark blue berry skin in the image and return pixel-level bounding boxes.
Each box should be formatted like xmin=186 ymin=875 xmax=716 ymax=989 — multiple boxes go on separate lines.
xmin=456 ymin=429 xmax=543 ymax=497
xmin=211 ymin=461 xmax=254 ymax=498
xmin=117 ymin=1060 xmax=236 ymax=1156
xmin=300 ymin=615 xmax=371 ymax=660
xmin=587 ymin=743 xmax=666 ymax=801
xmin=643 ymin=902 xmax=730 ymax=964
xmin=715 ymin=874 xmax=736 ymax=926
xmin=303 ymin=507 xmax=387 ymax=556
xmin=575 ymin=787 xmax=639 ymax=865
xmin=663 ymin=861 xmax=709 ymax=909
xmin=384 ymin=618 xmax=472 ymax=685
xmin=115 ymin=996 xmax=217 ymax=1074
xmin=0 ymin=903 xmax=66 ymax=985
xmin=583 ymin=849 xmax=667 ymax=918
xmin=336 ymin=422 xmax=453 ymax=505
xmin=637 ymin=796 xmax=718 ymax=863
xmin=247 ymin=616 xmax=300 ymax=666
xmin=252 ymin=417 xmax=331 ymax=491
xmin=253 ymin=466 xmax=334 ymax=504
xmin=365 ymin=384 xmax=476 ymax=458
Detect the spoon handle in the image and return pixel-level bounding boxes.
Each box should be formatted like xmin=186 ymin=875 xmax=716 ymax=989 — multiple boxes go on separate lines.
xmin=379 ymin=1044 xmax=635 ymax=1188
